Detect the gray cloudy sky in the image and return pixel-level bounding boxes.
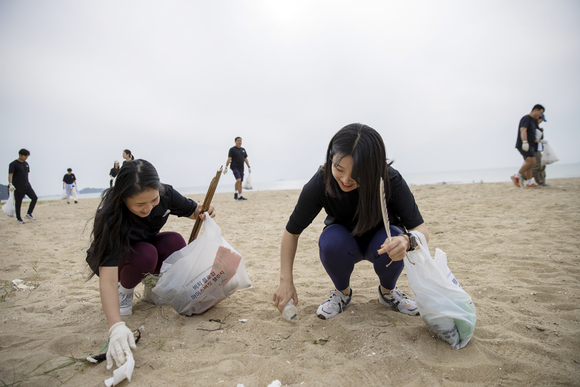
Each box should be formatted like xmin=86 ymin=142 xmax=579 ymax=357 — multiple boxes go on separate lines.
xmin=1 ymin=0 xmax=579 ymax=196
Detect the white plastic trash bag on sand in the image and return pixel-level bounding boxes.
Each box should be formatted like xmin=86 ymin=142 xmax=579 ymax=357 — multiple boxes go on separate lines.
xmin=2 ymin=190 xmax=15 ymax=217
xmin=242 ymin=172 xmax=253 ymax=190
xmin=542 ymin=141 xmax=559 ymax=166
xmin=152 ymin=214 xmax=252 ymax=315
xmin=404 ymin=231 xmax=476 ymax=349
xmin=60 ymin=189 xmax=67 ymax=200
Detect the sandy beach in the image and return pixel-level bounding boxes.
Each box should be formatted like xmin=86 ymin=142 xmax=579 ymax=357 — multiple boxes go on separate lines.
xmin=1 ymin=178 xmax=579 ymax=387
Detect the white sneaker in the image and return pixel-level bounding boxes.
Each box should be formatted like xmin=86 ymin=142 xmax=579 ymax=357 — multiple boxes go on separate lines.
xmin=118 ymin=286 xmax=133 ymax=316
xmin=316 ymin=289 xmax=352 ymax=320
xmin=25 ymin=214 xmax=36 ymax=220
xmin=378 ymin=286 xmax=419 ymax=316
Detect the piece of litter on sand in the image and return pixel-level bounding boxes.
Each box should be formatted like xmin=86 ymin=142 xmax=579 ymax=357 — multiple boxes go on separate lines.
xmin=268 ymin=380 xmax=281 ymax=387
xmin=12 ymin=279 xmax=33 ymax=290
xmin=238 ymin=319 xmax=248 ymax=323
xmin=104 ymin=351 xmax=135 ymax=387
xmin=237 ymin=385 xmax=245 ymax=387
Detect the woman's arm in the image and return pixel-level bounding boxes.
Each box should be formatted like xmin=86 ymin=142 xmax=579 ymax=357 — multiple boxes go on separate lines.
xmin=99 ymin=266 xmax=122 ymax=328
xmin=273 ymin=230 xmax=300 ymax=313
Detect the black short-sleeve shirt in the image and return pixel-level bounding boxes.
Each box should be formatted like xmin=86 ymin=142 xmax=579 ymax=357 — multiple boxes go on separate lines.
xmin=8 ymin=160 xmax=30 ymax=190
xmin=98 ymin=184 xmax=197 ymax=267
xmin=228 ymin=146 xmax=248 ymax=170
xmin=110 ymin=168 xmax=120 ymax=178
xmin=515 ymin=115 xmax=538 ymax=151
xmin=63 ymin=174 xmax=76 ymax=184
xmin=286 ymin=167 xmax=424 ymax=237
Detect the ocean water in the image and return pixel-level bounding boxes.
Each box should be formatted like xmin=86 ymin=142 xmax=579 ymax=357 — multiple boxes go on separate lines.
xmin=13 ymin=162 xmax=580 ymax=202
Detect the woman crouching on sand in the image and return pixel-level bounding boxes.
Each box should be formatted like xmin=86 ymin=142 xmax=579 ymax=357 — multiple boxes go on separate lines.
xmin=273 ymin=123 xmax=429 ymax=319
xmin=86 ymin=159 xmax=215 ymax=369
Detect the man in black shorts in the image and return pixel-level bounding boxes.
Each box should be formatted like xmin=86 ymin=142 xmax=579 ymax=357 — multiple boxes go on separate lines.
xmin=8 ymin=149 xmax=38 ymax=224
xmin=511 ymin=104 xmax=545 ymax=189
xmin=224 ymin=137 xmax=251 ymax=200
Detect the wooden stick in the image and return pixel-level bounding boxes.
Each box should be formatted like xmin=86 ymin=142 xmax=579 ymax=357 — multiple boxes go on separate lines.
xmin=188 ymin=166 xmax=223 ymax=243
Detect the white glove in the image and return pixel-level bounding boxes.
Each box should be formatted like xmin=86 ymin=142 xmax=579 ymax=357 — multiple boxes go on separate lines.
xmin=106 ymin=322 xmax=136 ymax=370
xmin=9 ymin=184 xmax=15 ymax=191
xmin=540 ymin=139 xmax=547 ymax=144
xmin=223 ymin=167 xmax=228 ymax=175
xmin=522 ymin=141 xmax=529 ymax=151
xmin=248 ymin=167 xmax=252 ymax=173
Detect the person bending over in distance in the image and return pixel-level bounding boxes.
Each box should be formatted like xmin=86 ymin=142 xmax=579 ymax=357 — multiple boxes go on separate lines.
xmin=273 ymin=123 xmax=429 ymax=320
xmin=86 ymin=159 xmax=215 ymax=370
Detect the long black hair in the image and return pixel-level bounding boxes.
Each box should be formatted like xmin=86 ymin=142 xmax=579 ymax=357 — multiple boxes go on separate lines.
xmin=323 ymin=123 xmax=393 ymax=236
xmin=86 ymin=159 xmax=164 ymax=278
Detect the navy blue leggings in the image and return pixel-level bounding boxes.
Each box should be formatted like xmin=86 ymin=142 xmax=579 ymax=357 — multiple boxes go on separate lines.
xmin=318 ymin=224 xmax=405 ymax=291
xmin=118 ymin=231 xmax=186 ymax=289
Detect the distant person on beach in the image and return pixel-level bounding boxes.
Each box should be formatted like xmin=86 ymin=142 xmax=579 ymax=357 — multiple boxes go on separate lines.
xmin=62 ymin=168 xmax=78 ymax=204
xmin=85 ymin=159 xmax=215 ymax=370
xmin=8 ymin=148 xmax=38 ymax=224
xmin=224 ymin=137 xmax=251 ymax=201
xmin=122 ymin=149 xmax=134 ymax=165
xmin=109 ymin=160 xmax=120 ymax=187
xmin=273 ymin=123 xmax=429 ymax=320
xmin=511 ymin=104 xmax=545 ymax=189
xmin=533 ymin=114 xmax=550 ymax=186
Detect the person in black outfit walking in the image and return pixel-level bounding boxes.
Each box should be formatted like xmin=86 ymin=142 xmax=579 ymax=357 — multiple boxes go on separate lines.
xmin=8 ymin=149 xmax=38 ymax=224
xmin=224 ymin=137 xmax=251 ymax=200
xmin=109 ymin=160 xmax=120 ymax=187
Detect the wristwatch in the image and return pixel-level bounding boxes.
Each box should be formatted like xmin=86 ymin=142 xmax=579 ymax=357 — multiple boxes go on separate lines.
xmin=403 ymin=232 xmax=418 ymax=251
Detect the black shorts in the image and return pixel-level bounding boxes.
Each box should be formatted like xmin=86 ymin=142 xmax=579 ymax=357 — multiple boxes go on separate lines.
xmin=231 ymin=166 xmax=244 ymax=181
xmin=517 ymin=147 xmax=536 ymax=160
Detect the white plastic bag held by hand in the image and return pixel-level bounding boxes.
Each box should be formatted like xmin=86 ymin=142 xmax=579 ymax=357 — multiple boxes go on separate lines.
xmin=541 ymin=141 xmax=559 ymax=166
xmin=152 ymin=214 xmax=252 ymax=315
xmin=242 ymin=172 xmax=253 ymax=190
xmin=2 ymin=190 xmax=15 ymax=217
xmin=404 ymin=231 xmax=476 ymax=349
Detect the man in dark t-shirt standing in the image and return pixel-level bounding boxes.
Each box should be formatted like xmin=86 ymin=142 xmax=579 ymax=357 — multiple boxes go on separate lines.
xmin=8 ymin=148 xmax=38 ymax=224
xmin=511 ymin=104 xmax=545 ymax=189
xmin=224 ymin=137 xmax=251 ymax=201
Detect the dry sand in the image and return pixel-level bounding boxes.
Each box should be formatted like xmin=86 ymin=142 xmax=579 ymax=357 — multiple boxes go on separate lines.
xmin=1 ymin=179 xmax=579 ymax=387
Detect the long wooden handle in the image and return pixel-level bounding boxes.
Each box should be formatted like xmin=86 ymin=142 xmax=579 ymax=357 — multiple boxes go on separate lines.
xmin=188 ymin=166 xmax=223 ymax=243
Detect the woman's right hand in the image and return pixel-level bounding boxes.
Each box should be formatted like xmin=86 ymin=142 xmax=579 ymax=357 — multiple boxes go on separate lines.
xmin=106 ymin=322 xmax=136 ymax=370
xmin=273 ymin=281 xmax=298 ymax=314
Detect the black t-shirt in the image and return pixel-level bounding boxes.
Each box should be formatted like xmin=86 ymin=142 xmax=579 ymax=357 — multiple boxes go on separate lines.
xmin=8 ymin=160 xmax=30 ymax=190
xmin=63 ymin=173 xmax=76 ymax=184
xmin=286 ymin=167 xmax=424 ymax=239
xmin=515 ymin=115 xmax=538 ymax=151
xmin=110 ymin=168 xmax=120 ymax=178
xmin=97 ymin=184 xmax=197 ymax=267
xmin=228 ymin=146 xmax=248 ymax=170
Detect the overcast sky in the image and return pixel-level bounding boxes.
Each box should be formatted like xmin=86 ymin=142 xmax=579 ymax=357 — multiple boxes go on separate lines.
xmin=1 ymin=0 xmax=579 ymax=196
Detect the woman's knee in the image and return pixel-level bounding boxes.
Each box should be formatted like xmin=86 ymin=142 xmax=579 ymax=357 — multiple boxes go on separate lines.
xmin=319 ymin=225 xmax=354 ymax=257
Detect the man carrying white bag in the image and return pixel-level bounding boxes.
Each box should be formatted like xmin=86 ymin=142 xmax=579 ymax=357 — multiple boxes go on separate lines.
xmin=151 ymin=213 xmax=252 ymax=316
xmin=404 ymin=231 xmax=477 ymax=349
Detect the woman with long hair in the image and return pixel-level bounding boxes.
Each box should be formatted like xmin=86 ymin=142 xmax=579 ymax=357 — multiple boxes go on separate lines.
xmin=86 ymin=159 xmax=215 ymax=370
xmin=109 ymin=160 xmax=120 ymax=187
xmin=273 ymin=123 xmax=429 ymax=320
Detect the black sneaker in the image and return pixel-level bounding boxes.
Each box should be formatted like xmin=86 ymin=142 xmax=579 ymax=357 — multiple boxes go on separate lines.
xmin=238 ymin=195 xmax=247 ymax=200
xmin=234 ymin=193 xmax=238 ymax=200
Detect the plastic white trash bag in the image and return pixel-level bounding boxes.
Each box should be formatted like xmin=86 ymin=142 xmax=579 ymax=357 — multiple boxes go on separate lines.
xmin=2 ymin=190 xmax=15 ymax=217
xmin=404 ymin=231 xmax=476 ymax=349
xmin=242 ymin=172 xmax=253 ymax=190
xmin=152 ymin=214 xmax=252 ymax=315
xmin=542 ymin=141 xmax=559 ymax=166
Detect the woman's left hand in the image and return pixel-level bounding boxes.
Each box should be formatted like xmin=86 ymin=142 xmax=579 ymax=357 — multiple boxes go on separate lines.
xmin=378 ymin=235 xmax=409 ymax=262
xmin=193 ymin=203 xmax=216 ymax=220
